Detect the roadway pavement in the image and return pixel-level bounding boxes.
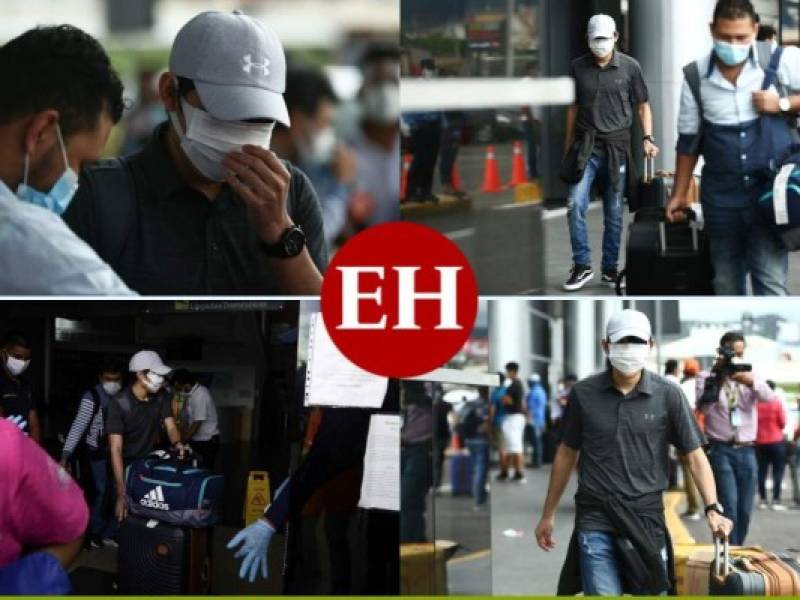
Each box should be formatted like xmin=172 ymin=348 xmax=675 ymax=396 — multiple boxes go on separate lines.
xmin=489 ymin=462 xmax=800 ymax=596
xmin=408 ymin=143 xmax=800 ymax=296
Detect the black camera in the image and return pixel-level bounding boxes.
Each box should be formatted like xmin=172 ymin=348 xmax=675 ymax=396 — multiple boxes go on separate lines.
xmin=698 ymin=346 xmax=752 ymax=406
xmin=713 ymin=345 xmax=752 ymax=377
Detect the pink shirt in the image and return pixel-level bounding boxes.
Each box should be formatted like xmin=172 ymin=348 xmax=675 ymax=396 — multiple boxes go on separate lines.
xmin=695 ymin=370 xmax=772 ymax=443
xmin=0 ymin=419 xmax=88 ymax=566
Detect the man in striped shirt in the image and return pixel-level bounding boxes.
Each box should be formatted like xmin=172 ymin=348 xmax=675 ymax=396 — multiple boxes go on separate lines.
xmin=60 ymin=363 xmax=123 ymax=549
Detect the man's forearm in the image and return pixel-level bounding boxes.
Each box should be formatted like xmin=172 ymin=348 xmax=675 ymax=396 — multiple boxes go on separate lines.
xmin=41 ymin=537 xmax=84 ymax=569
xmin=638 ymin=103 xmax=653 ymax=137
xmin=111 ymin=448 xmax=125 ymax=494
xmin=686 ymin=447 xmax=718 ymax=507
xmin=541 ymin=444 xmax=579 ymax=519
xmin=269 ymin=250 xmax=322 ymax=295
xmin=671 ymin=153 xmax=700 ymax=201
xmin=28 ymin=410 xmax=41 ymax=443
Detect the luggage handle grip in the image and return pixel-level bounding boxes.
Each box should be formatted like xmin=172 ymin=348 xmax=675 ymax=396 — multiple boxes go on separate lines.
xmin=659 ymin=208 xmax=700 ymax=254
xmin=713 ymin=534 xmax=730 ymax=580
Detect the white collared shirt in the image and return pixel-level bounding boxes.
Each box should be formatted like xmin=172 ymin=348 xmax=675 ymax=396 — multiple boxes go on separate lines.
xmin=0 ymin=179 xmax=134 ymax=295
xmin=678 ymin=44 xmax=800 ymax=134
xmin=185 ymin=383 xmax=219 ymax=442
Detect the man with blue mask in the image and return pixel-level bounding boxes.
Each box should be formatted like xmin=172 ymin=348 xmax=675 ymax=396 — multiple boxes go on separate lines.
xmin=535 ymin=309 xmax=732 ymax=596
xmin=0 ymin=25 xmax=133 ymax=295
xmin=668 ymin=0 xmax=800 ymax=295
xmin=66 ymin=11 xmax=328 ymax=295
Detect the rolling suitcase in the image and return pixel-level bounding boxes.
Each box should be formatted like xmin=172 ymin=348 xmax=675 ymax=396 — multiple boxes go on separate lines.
xmin=449 ymin=453 xmax=473 ymax=496
xmin=630 ymin=157 xmax=668 ymax=212
xmin=618 ymin=207 xmax=714 ymax=295
xmin=118 ymin=515 xmax=211 ymax=594
xmin=708 ymin=536 xmax=800 ymax=596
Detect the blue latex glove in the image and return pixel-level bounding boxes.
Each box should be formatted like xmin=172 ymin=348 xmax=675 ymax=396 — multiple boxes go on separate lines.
xmin=226 ymin=518 xmax=275 ymax=583
xmin=5 ymin=415 xmax=27 ymax=433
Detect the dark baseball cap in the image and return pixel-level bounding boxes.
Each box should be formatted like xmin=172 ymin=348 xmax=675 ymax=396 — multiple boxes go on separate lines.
xmin=169 ymin=10 xmax=290 ymax=126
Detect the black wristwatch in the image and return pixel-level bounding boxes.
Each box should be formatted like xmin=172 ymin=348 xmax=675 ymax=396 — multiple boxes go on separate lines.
xmin=643 ymin=134 xmax=656 ymax=143
xmin=262 ymin=225 xmax=306 ymax=258
xmin=704 ymin=502 xmax=724 ymax=516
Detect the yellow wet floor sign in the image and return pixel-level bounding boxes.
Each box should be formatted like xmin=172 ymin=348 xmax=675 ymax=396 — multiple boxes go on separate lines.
xmin=243 ymin=470 xmax=271 ymax=525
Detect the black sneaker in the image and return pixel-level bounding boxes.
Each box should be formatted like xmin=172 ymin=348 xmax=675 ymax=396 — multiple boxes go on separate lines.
xmin=563 ymin=264 xmax=594 ymax=292
xmin=496 ymin=472 xmax=509 ymax=482
xmin=512 ymin=472 xmax=527 ymax=483
xmin=602 ymin=269 xmax=623 ymax=288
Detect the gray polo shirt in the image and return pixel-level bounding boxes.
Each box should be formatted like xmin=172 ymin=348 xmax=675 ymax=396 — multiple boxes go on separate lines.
xmin=561 ymin=369 xmax=704 ymax=532
xmin=570 ymin=51 xmax=649 ymax=134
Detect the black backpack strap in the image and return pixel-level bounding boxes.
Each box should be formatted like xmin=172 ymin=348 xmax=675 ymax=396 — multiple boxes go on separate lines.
xmin=682 ymin=61 xmax=704 ymax=156
xmin=80 ymin=157 xmax=136 ymax=272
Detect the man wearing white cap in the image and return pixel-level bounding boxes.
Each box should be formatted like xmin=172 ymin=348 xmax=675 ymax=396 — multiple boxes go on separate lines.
xmin=106 ymin=350 xmax=186 ymax=522
xmin=562 ymin=15 xmax=659 ymax=292
xmin=65 ymin=11 xmax=327 ymax=296
xmin=534 ymin=309 xmax=731 ymax=595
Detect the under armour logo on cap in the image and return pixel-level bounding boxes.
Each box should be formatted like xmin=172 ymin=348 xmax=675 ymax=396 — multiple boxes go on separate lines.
xmin=242 ymin=54 xmax=270 ymax=76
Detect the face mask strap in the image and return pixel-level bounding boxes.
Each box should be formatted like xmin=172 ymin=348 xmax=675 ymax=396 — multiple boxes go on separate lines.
xmin=55 ymin=123 xmax=69 ymax=171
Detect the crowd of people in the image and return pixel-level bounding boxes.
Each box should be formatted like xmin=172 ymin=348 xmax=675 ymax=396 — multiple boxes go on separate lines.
xmin=0 ymin=10 xmax=399 ymax=295
xmin=0 ymin=334 xmax=222 ymax=592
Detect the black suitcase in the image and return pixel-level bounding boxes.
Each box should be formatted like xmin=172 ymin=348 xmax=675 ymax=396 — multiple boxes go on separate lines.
xmin=118 ymin=515 xmax=211 ymax=594
xmin=630 ymin=157 xmax=668 ymax=212
xmin=618 ymin=207 xmax=715 ymax=295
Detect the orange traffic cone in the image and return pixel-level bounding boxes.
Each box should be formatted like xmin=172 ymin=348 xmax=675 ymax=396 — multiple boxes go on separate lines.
xmin=451 ymin=163 xmax=463 ymax=192
xmin=481 ymin=146 xmax=503 ymax=193
xmin=400 ymin=153 xmax=412 ymax=202
xmin=509 ymin=140 xmax=529 ymax=186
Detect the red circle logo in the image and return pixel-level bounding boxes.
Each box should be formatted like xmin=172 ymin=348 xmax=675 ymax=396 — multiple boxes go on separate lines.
xmin=321 ymin=222 xmax=478 ymax=378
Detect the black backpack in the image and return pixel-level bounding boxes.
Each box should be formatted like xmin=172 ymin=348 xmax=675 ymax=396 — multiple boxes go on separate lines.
xmin=456 ymin=401 xmax=483 ymax=440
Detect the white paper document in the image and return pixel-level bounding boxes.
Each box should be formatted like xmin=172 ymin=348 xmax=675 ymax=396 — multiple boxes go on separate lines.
xmin=358 ymin=414 xmax=400 ymax=512
xmin=304 ymin=312 xmax=388 ymax=408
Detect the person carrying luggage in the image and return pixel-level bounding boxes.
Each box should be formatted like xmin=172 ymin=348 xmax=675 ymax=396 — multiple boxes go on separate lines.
xmin=667 ymin=0 xmax=800 ymax=295
xmin=561 ymin=14 xmax=659 ymax=292
xmin=106 ymin=350 xmax=188 ymax=522
xmin=534 ymin=309 xmax=732 ymax=596
xmin=60 ymin=361 xmax=124 ymax=548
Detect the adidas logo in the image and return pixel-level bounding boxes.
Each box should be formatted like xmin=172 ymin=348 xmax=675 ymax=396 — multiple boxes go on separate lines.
xmin=140 ymin=486 xmax=170 ymax=510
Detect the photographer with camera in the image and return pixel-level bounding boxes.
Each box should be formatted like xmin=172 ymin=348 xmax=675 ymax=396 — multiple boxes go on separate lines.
xmin=696 ymin=331 xmax=773 ymax=545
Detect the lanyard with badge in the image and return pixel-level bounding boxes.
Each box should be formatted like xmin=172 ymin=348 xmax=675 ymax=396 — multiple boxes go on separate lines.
xmin=723 ymin=380 xmax=743 ymax=434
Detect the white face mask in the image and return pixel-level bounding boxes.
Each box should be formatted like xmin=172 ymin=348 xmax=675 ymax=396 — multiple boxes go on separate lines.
xmin=169 ymin=96 xmax=275 ymax=182
xmin=296 ymin=126 xmax=337 ymax=166
xmin=5 ymin=356 xmax=29 ymax=376
xmin=589 ymin=38 xmax=615 ymax=58
xmin=607 ymin=343 xmax=650 ymax=375
xmin=102 ymin=381 xmax=122 ymax=396
xmin=361 ymin=82 xmax=400 ymax=124
xmin=142 ymin=371 xmax=164 ymax=394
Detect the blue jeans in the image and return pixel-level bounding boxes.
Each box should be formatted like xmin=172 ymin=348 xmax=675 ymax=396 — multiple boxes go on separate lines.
xmin=705 ymin=206 xmax=788 ymax=296
xmin=578 ymin=530 xmax=668 ymax=596
xmin=708 ymin=444 xmax=757 ymax=545
xmin=89 ymin=458 xmax=117 ymax=539
xmin=528 ymin=423 xmax=544 ymax=467
xmin=400 ymin=443 xmax=433 ymax=542
xmin=567 ymin=152 xmax=625 ymax=271
xmin=466 ymin=438 xmax=489 ymax=506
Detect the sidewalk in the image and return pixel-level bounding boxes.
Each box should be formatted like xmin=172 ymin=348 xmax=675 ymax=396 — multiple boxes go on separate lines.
xmin=489 ymin=463 xmax=800 ymax=595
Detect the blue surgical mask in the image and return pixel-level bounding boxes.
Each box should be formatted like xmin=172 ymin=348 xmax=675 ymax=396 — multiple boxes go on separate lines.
xmin=16 ymin=124 xmax=79 ymax=216
xmin=713 ymin=39 xmax=752 ymax=67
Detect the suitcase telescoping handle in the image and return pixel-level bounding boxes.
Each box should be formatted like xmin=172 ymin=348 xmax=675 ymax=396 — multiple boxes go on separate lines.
xmin=713 ymin=534 xmax=730 ymax=580
xmin=643 ymin=156 xmax=656 ymax=183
